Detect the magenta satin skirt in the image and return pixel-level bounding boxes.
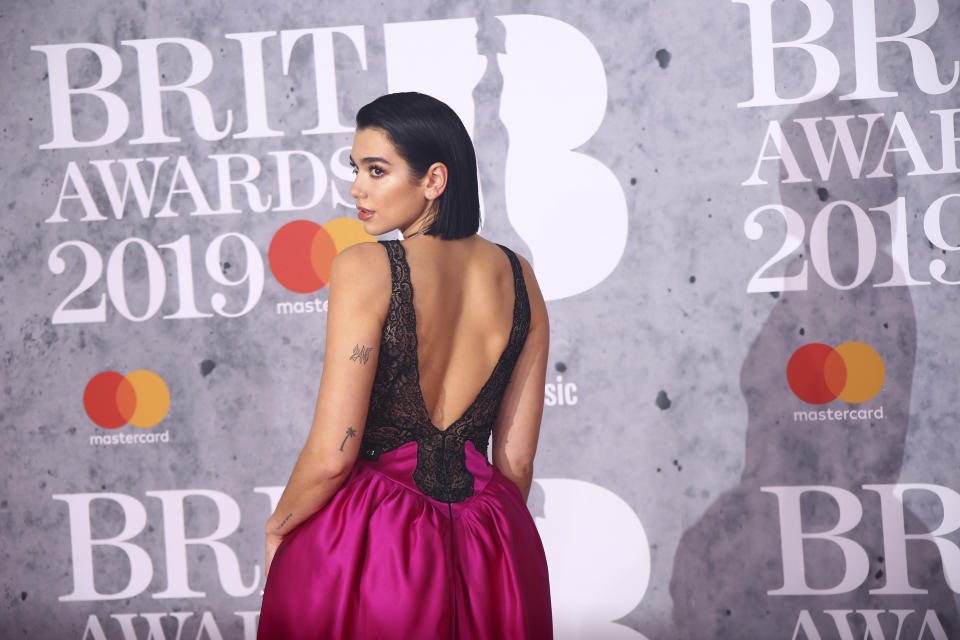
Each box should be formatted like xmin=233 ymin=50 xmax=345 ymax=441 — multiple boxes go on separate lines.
xmin=258 ymin=441 xmax=553 ymax=639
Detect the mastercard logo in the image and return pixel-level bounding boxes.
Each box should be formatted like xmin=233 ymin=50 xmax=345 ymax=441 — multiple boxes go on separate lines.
xmin=269 ymin=218 xmax=377 ymax=293
xmin=786 ymin=342 xmax=884 ymax=405
xmin=83 ymin=370 xmax=170 ymax=429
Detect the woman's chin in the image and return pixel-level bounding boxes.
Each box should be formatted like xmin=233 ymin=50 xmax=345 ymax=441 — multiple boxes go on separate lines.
xmin=359 ymin=219 xmax=387 ymax=237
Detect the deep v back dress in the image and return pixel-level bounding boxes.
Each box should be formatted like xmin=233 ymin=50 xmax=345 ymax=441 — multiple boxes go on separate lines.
xmin=258 ymin=241 xmax=553 ymax=640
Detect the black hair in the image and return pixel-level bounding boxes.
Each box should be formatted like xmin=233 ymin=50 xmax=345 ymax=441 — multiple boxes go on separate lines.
xmin=356 ymin=92 xmax=480 ymax=239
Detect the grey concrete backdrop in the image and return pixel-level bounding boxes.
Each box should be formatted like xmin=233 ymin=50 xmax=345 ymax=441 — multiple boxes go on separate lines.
xmin=2 ymin=0 xmax=960 ymax=638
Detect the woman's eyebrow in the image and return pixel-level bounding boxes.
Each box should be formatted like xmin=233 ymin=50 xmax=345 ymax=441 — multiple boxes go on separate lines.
xmin=349 ymin=155 xmax=392 ymax=166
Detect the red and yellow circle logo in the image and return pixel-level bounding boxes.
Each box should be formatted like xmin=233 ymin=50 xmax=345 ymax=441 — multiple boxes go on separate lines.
xmin=269 ymin=218 xmax=376 ymax=293
xmin=786 ymin=342 xmax=884 ymax=405
xmin=83 ymin=370 xmax=170 ymax=429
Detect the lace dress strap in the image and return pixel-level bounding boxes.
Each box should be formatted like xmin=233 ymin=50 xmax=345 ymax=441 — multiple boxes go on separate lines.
xmin=379 ymin=240 xmax=416 ymax=350
xmin=494 ymin=243 xmax=530 ymax=347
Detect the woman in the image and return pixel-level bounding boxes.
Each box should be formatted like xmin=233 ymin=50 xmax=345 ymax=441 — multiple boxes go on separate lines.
xmin=258 ymin=92 xmax=552 ymax=639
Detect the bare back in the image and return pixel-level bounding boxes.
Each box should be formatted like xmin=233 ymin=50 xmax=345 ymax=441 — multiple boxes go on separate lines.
xmin=402 ymin=235 xmax=518 ymax=430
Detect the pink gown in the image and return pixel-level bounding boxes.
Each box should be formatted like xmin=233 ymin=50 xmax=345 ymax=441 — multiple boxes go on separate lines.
xmin=258 ymin=241 xmax=552 ymax=639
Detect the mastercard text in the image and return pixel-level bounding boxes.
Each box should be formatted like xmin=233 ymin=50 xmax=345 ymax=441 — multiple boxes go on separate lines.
xmin=793 ymin=405 xmax=884 ymax=422
xmin=276 ymin=298 xmax=328 ymax=315
xmin=89 ymin=430 xmax=171 ymax=446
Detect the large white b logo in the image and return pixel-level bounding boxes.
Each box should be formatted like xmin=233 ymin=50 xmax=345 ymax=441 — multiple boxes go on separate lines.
xmin=498 ymin=16 xmax=628 ymax=301
xmin=535 ymin=479 xmax=651 ymax=639
xmin=384 ymin=15 xmax=629 ymax=301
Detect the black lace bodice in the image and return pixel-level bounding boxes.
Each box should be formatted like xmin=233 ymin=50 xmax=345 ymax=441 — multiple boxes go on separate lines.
xmin=361 ymin=240 xmax=530 ymax=503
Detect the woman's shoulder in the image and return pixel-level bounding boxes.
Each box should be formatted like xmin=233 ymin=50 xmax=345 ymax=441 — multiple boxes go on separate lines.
xmin=475 ymin=237 xmax=535 ymax=283
xmin=466 ymin=237 xmax=545 ymax=317
xmin=463 ymin=235 xmax=526 ymax=265
xmin=329 ymin=241 xmax=392 ymax=302
xmin=332 ymin=240 xmax=390 ymax=270
xmin=480 ymin=239 xmax=546 ymax=325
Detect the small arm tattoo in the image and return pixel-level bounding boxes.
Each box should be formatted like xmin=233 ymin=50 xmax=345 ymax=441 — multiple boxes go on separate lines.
xmin=340 ymin=427 xmax=357 ymax=451
xmin=350 ymin=344 xmax=374 ymax=364
xmin=276 ymin=513 xmax=292 ymax=530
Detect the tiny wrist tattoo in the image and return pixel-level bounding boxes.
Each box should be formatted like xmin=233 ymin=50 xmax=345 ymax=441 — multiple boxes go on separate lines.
xmin=350 ymin=344 xmax=374 ymax=365
xmin=340 ymin=427 xmax=357 ymax=451
xmin=276 ymin=513 xmax=292 ymax=530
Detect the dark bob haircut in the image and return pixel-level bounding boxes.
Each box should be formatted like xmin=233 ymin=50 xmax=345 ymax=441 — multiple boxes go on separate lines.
xmin=356 ymin=92 xmax=480 ymax=239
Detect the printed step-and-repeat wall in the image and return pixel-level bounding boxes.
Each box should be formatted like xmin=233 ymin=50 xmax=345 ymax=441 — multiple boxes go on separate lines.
xmin=3 ymin=1 xmax=960 ymax=638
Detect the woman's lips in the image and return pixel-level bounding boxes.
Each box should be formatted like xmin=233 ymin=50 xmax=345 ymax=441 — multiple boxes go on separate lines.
xmin=357 ymin=207 xmax=374 ymax=221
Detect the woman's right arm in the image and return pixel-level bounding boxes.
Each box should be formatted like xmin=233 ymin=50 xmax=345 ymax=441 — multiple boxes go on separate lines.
xmin=264 ymin=243 xmax=389 ymax=575
xmin=491 ymin=255 xmax=549 ymax=501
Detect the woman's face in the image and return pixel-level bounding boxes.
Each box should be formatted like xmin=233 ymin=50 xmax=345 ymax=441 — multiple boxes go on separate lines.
xmin=349 ymin=127 xmax=434 ymax=237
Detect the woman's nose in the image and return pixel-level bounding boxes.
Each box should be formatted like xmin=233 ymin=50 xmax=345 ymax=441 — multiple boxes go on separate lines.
xmin=348 ymin=178 xmax=361 ymax=199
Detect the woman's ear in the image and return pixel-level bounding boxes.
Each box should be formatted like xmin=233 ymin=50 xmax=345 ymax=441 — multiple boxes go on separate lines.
xmin=424 ymin=162 xmax=448 ymax=201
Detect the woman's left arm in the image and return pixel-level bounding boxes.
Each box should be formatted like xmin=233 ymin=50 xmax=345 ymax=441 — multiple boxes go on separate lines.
xmin=264 ymin=243 xmax=389 ymax=575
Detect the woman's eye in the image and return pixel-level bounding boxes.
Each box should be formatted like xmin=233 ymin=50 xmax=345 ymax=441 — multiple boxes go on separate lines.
xmin=351 ymin=166 xmax=359 ymax=176
xmin=370 ymin=166 xmax=384 ymax=177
